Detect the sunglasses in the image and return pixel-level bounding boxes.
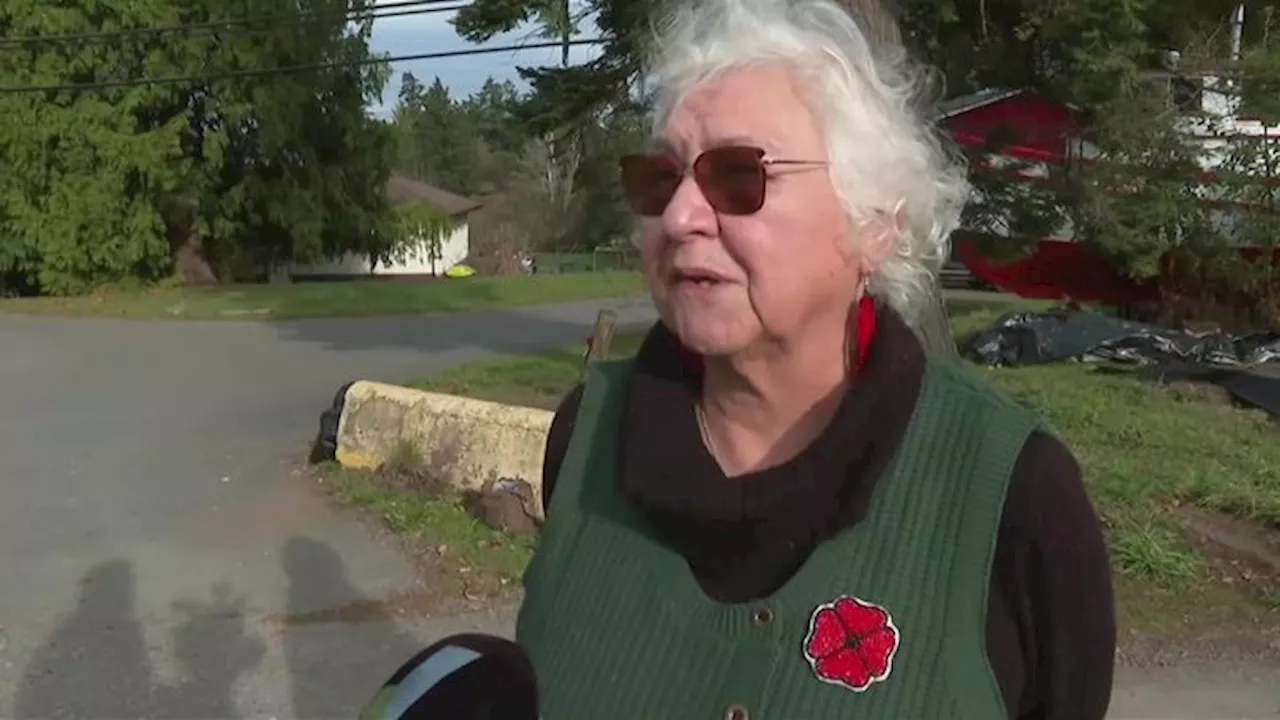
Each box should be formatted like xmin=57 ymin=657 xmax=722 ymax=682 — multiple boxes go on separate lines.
xmin=619 ymin=145 xmax=828 ymax=216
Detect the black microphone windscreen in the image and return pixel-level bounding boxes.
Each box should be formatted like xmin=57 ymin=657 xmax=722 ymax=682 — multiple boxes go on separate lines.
xmin=360 ymin=633 xmax=539 ymax=720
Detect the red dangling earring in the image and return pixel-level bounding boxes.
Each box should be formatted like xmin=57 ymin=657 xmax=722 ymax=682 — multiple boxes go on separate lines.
xmin=851 ymin=294 xmax=877 ymax=377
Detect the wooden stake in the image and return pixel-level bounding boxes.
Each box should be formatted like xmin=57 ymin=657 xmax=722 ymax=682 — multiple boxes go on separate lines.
xmin=582 ymin=309 xmax=618 ymax=377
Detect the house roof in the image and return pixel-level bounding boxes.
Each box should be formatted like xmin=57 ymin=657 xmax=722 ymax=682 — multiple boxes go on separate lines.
xmin=935 ymin=88 xmax=1025 ymax=119
xmin=386 ymin=173 xmax=482 ymax=216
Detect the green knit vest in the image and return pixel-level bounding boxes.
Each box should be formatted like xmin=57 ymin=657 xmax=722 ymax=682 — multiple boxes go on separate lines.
xmin=517 ymin=359 xmax=1038 ymax=719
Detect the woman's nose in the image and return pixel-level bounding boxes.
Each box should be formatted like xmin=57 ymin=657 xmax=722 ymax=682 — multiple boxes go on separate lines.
xmin=661 ymin=173 xmax=717 ymax=240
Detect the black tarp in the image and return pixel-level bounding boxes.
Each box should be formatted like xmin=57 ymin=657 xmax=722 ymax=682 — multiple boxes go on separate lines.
xmin=961 ymin=310 xmax=1280 ymax=418
xmin=309 ymin=381 xmax=355 ymax=463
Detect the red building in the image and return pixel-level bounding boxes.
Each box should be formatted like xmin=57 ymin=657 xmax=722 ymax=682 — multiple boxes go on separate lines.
xmin=939 ymin=88 xmax=1078 ymax=165
xmin=937 ymin=87 xmax=1279 ymax=305
xmin=936 ymin=88 xmax=1134 ymax=302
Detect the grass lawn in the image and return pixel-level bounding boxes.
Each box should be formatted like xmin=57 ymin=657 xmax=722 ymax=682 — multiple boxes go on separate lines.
xmin=331 ymin=297 xmax=1280 ymax=639
xmin=0 ymin=271 xmax=644 ymax=320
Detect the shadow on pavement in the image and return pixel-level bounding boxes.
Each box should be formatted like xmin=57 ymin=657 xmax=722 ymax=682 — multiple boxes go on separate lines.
xmin=13 ymin=541 xmax=427 ymax=719
xmin=12 ymin=560 xmax=264 ymax=719
xmin=281 ymin=536 xmax=421 ymax=720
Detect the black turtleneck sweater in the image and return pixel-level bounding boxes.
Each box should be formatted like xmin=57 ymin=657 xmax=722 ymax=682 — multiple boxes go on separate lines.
xmin=539 ymin=307 xmax=1116 ymax=720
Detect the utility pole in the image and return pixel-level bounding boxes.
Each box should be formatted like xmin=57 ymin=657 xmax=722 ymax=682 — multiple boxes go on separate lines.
xmin=1230 ymin=3 xmax=1246 ymax=64
xmin=560 ymin=0 xmax=570 ymax=66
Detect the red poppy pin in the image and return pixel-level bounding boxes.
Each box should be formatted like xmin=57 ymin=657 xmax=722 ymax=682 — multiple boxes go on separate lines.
xmin=802 ymin=595 xmax=900 ymax=692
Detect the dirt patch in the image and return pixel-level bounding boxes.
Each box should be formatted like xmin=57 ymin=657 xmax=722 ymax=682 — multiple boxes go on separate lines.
xmin=299 ymin=492 xmax=524 ymax=624
xmin=1118 ymin=623 xmax=1280 ymax=668
xmin=310 ymin=461 xmax=532 ymax=619
xmin=1114 ymin=507 xmax=1280 ymax=667
xmin=1175 ymin=505 xmax=1280 ymax=600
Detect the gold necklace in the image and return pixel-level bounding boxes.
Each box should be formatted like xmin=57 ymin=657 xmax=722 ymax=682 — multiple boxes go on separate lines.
xmin=694 ymin=402 xmax=720 ymax=460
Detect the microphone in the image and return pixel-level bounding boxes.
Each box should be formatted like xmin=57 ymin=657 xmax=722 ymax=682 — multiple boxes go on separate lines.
xmin=359 ymin=634 xmax=539 ymax=720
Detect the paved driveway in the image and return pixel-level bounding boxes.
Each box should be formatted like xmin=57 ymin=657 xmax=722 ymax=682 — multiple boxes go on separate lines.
xmin=0 ymin=297 xmax=656 ymax=719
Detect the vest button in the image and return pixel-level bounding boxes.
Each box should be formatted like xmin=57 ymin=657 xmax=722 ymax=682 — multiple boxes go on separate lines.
xmin=752 ymin=605 xmax=774 ymax=627
xmin=725 ymin=703 xmax=749 ymax=720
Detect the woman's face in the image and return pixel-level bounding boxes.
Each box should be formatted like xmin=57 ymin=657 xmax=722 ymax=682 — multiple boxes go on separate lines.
xmin=640 ymin=65 xmax=864 ymax=357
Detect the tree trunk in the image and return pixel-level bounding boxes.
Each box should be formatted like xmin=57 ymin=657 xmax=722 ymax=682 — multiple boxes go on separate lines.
xmin=166 ymin=196 xmax=218 ymax=285
xmin=173 ymin=239 xmax=218 ymax=285
xmin=914 ymin=281 xmax=959 ymax=360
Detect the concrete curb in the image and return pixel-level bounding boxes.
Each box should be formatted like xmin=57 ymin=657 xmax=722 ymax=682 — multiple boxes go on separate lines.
xmin=332 ymin=380 xmax=553 ymax=514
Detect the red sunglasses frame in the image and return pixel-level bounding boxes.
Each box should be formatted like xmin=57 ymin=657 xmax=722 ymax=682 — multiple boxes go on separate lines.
xmin=619 ymin=145 xmax=828 ymax=216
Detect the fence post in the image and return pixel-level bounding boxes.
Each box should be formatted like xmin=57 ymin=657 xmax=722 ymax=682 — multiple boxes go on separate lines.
xmin=581 ymin=309 xmax=618 ymax=379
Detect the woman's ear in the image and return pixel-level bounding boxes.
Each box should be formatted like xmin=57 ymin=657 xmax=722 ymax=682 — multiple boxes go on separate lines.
xmin=849 ymin=200 xmax=902 ymax=275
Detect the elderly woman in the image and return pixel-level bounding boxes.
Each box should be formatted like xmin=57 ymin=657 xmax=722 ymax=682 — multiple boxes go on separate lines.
xmin=516 ymin=0 xmax=1116 ymax=717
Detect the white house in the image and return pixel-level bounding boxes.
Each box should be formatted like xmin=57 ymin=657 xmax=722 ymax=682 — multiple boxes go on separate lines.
xmin=291 ymin=174 xmax=481 ymax=279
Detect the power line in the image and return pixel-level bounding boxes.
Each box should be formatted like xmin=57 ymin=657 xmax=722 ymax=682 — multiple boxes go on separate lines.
xmin=0 ymin=0 xmax=461 ymax=48
xmin=0 ymin=39 xmax=606 ymax=94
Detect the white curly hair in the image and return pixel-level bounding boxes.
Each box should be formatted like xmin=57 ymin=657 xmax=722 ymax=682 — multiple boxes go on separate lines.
xmin=641 ymin=0 xmax=969 ymax=326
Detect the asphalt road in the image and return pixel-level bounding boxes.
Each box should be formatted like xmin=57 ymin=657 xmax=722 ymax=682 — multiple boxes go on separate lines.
xmin=1 ymin=293 xmax=1275 ymax=718
xmin=0 ymin=297 xmax=657 ymax=719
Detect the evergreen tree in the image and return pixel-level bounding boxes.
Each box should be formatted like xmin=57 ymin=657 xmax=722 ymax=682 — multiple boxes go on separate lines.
xmin=0 ymin=0 xmax=398 ymax=292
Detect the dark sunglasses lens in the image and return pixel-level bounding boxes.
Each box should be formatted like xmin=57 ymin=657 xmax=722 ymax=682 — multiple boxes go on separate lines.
xmin=695 ymin=146 xmax=766 ymax=215
xmin=620 ymin=155 xmax=681 ymax=216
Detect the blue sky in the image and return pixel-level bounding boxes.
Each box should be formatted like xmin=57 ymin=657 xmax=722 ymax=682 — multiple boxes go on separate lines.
xmin=368 ymin=0 xmax=601 ymax=117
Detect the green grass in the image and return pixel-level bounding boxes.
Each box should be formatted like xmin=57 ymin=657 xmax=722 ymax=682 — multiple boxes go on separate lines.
xmin=410 ymin=333 xmax=646 ymax=410
xmin=320 ymin=463 xmax=535 ymax=585
xmin=316 ymin=440 xmax=535 ymax=597
xmin=0 ymin=271 xmax=645 ymax=320
xmin=344 ymin=297 xmax=1280 ymax=636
